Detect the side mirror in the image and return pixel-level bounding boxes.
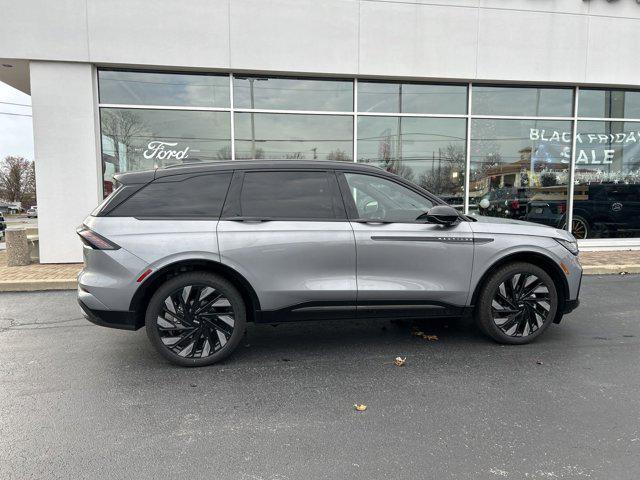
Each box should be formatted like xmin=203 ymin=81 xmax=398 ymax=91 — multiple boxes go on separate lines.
xmin=421 ymin=205 xmax=460 ymax=226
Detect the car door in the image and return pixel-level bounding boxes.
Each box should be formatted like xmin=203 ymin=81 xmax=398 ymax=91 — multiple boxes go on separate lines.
xmin=217 ymin=169 xmax=357 ymax=320
xmin=337 ymin=171 xmax=474 ymax=318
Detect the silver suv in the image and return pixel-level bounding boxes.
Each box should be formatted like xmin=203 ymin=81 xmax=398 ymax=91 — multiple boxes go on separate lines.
xmin=78 ymin=161 xmax=582 ymax=367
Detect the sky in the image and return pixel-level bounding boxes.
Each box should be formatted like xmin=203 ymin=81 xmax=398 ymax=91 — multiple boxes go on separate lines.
xmin=0 ymin=81 xmax=34 ymax=161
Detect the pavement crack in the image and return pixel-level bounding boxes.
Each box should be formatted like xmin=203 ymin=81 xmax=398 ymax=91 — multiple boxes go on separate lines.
xmin=0 ymin=316 xmax=86 ymax=332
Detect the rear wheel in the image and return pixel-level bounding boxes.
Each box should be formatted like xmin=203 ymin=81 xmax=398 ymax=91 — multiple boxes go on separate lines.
xmin=475 ymin=262 xmax=558 ymax=345
xmin=145 ymin=272 xmax=246 ymax=367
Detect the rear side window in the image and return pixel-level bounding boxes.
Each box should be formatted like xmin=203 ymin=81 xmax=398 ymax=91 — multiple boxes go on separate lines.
xmin=239 ymin=171 xmax=338 ymax=219
xmin=108 ymin=173 xmax=231 ymax=217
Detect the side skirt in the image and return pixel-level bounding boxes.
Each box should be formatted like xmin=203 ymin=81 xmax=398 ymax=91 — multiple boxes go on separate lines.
xmin=256 ymin=300 xmax=468 ymax=323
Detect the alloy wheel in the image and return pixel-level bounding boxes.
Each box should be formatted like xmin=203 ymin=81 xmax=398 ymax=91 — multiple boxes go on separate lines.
xmin=155 ymin=284 xmax=235 ymax=358
xmin=564 ymin=217 xmax=588 ymax=239
xmin=491 ymin=273 xmax=551 ymax=337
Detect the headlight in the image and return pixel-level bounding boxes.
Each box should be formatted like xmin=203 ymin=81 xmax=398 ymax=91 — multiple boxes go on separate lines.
xmin=555 ymin=238 xmax=579 ymax=256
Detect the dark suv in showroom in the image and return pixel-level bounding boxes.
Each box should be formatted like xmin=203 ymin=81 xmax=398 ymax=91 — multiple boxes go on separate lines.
xmin=525 ymin=183 xmax=640 ymax=239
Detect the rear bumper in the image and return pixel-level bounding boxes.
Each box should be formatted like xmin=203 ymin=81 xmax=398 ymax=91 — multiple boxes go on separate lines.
xmin=78 ymin=297 xmax=141 ymax=331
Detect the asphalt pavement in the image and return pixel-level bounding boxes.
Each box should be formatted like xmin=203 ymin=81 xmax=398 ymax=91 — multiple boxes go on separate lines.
xmin=1 ymin=275 xmax=639 ymax=479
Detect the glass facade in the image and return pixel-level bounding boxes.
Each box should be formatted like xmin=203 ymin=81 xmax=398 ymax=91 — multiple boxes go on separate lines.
xmin=97 ymin=70 xmax=640 ymax=242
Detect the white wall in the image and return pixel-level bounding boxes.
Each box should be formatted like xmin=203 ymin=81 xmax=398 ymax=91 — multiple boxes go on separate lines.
xmin=30 ymin=61 xmax=101 ymax=263
xmin=2 ymin=0 xmax=640 ymax=87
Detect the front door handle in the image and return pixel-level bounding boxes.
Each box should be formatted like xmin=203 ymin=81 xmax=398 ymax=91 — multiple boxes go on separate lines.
xmin=353 ymin=219 xmax=392 ymax=225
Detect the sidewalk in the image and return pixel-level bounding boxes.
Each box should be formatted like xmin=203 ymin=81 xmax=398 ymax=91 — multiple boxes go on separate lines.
xmin=0 ymin=251 xmax=81 ymax=292
xmin=0 ymin=249 xmax=639 ymax=292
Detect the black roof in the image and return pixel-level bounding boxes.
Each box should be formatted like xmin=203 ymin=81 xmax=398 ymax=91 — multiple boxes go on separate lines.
xmin=114 ymin=160 xmax=384 ymax=185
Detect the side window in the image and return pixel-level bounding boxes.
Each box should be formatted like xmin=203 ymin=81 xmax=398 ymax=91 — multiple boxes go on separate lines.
xmin=239 ymin=171 xmax=337 ymax=219
xmin=108 ymin=173 xmax=231 ymax=217
xmin=343 ymin=172 xmax=433 ymax=222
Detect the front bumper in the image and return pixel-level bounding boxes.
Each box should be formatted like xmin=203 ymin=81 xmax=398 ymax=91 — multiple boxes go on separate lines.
xmin=78 ymin=297 xmax=141 ymax=331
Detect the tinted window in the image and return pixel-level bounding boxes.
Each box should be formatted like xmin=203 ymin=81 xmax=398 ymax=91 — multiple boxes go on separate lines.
xmin=343 ymin=173 xmax=434 ymax=222
xmin=234 ymin=113 xmax=352 ymax=160
xmin=472 ymin=86 xmax=573 ymax=117
xmin=358 ymin=82 xmax=467 ymax=114
xmin=239 ymin=171 xmax=337 ymax=219
xmin=99 ymin=70 xmax=230 ymax=107
xmin=579 ymin=89 xmax=640 ymax=119
xmin=233 ymin=76 xmax=353 ymax=111
xmin=109 ymin=173 xmax=231 ymax=217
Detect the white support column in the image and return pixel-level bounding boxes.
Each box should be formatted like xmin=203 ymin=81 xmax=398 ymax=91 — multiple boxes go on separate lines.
xmin=30 ymin=61 xmax=102 ymax=263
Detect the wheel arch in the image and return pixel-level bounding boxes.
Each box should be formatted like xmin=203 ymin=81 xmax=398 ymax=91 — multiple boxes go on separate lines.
xmin=470 ymin=251 xmax=569 ymax=324
xmin=129 ymin=259 xmax=261 ymax=328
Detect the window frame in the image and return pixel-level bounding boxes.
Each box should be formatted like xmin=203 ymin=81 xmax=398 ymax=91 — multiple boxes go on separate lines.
xmin=221 ymin=168 xmax=348 ymax=222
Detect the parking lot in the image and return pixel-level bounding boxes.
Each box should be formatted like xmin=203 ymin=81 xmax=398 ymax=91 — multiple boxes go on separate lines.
xmin=1 ymin=274 xmax=639 ymax=479
xmin=0 ymin=216 xmax=37 ymax=251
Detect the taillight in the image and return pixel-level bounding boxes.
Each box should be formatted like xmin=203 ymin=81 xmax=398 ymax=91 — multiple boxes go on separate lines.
xmin=76 ymin=226 xmax=120 ymax=250
xmin=510 ymin=200 xmax=519 ymax=211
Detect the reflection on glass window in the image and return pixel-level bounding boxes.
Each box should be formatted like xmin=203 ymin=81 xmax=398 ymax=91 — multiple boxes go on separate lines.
xmin=358 ymin=82 xmax=467 ymax=114
xmin=357 ymin=117 xmax=466 ymax=208
xmin=472 ymin=86 xmax=573 ymax=117
xmin=100 ymin=108 xmax=231 ymax=196
xmin=98 ymin=70 xmax=230 ymax=108
xmin=233 ymin=76 xmax=353 ymax=111
xmin=344 ymin=172 xmax=434 ymax=223
xmin=234 ymin=113 xmax=352 ymax=160
xmin=578 ymin=89 xmax=640 ymax=119
xmin=570 ymin=121 xmax=640 ymax=239
xmin=470 ymin=119 xmax=572 ymax=228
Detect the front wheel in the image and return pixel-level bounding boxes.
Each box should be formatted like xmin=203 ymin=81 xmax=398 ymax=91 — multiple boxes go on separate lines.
xmin=475 ymin=262 xmax=558 ymax=345
xmin=145 ymin=272 xmax=246 ymax=367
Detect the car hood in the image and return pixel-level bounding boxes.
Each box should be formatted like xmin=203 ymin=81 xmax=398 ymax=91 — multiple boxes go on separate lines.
xmin=468 ymin=214 xmax=575 ymax=241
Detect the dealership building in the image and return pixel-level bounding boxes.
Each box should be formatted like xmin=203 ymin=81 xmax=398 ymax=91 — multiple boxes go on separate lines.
xmin=1 ymin=0 xmax=640 ymax=263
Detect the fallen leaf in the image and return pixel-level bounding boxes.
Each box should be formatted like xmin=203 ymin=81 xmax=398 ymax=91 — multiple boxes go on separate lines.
xmin=354 ymin=404 xmax=367 ymax=412
xmin=393 ymin=356 xmax=406 ymax=367
xmin=422 ymin=334 xmax=438 ymax=341
xmin=411 ymin=329 xmax=424 ymax=337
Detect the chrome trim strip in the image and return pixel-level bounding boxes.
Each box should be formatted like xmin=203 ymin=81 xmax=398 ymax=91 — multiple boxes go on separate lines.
xmin=371 ymin=236 xmax=474 ymax=243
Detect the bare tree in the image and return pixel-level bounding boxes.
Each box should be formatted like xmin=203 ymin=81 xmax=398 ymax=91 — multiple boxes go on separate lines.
xmin=327 ymin=149 xmax=350 ymax=161
xmin=418 ymin=144 xmax=465 ymax=195
xmin=0 ymin=156 xmax=37 ymax=206
xmin=101 ymin=110 xmax=144 ymax=172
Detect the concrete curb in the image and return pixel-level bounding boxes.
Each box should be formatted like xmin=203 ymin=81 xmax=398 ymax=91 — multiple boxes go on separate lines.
xmin=582 ymin=265 xmax=640 ymax=275
xmin=0 ymin=279 xmax=77 ymax=292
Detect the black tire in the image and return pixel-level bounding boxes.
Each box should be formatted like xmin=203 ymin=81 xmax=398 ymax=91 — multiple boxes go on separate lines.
xmin=145 ymin=272 xmax=246 ymax=367
xmin=475 ymin=262 xmax=558 ymax=345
